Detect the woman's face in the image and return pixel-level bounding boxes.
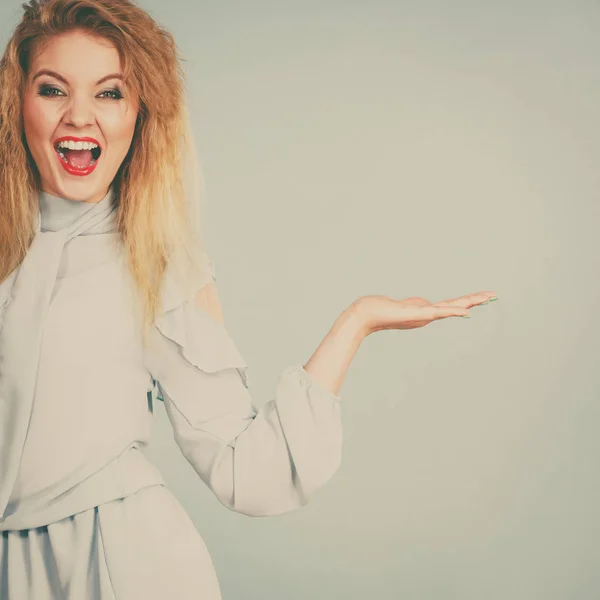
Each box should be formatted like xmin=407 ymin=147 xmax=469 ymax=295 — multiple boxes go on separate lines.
xmin=22 ymin=29 xmax=139 ymax=203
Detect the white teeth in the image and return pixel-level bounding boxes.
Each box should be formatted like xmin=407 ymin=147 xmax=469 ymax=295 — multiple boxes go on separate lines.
xmin=56 ymin=140 xmax=99 ymax=150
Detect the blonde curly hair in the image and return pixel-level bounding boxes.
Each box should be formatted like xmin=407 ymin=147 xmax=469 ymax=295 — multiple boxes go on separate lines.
xmin=0 ymin=0 xmax=209 ymax=346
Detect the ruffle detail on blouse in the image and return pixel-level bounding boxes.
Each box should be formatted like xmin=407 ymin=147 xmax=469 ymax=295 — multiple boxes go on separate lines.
xmin=154 ymin=254 xmax=250 ymax=388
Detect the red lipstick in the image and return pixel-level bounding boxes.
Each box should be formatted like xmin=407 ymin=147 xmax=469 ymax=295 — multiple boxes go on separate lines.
xmin=53 ymin=136 xmax=102 ymax=177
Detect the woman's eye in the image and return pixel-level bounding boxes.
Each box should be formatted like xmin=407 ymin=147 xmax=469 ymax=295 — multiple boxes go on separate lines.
xmin=37 ymin=84 xmax=63 ymax=97
xmin=98 ymin=89 xmax=123 ymax=101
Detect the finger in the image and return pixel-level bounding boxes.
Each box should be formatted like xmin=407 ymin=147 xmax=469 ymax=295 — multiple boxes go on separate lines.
xmin=435 ymin=292 xmax=495 ymax=308
xmin=427 ymin=305 xmax=470 ymax=319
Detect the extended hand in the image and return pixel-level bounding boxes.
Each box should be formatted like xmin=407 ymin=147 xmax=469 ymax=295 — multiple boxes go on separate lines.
xmin=355 ymin=291 xmax=498 ymax=336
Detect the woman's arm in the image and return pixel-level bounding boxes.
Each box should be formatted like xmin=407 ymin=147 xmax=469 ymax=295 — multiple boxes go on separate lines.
xmin=194 ymin=282 xmax=498 ymax=404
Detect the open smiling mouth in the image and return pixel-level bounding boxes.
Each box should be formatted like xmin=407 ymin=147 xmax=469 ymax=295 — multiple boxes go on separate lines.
xmin=54 ymin=139 xmax=102 ymax=176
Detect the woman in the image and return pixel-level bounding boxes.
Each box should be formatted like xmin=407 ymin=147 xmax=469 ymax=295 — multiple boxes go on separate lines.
xmin=0 ymin=0 xmax=497 ymax=598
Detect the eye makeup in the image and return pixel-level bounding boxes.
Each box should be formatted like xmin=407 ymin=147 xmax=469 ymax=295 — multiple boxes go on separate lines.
xmin=35 ymin=83 xmax=124 ymax=100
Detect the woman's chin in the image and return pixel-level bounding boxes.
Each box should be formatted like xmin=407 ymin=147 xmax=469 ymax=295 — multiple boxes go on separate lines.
xmin=44 ymin=175 xmax=111 ymax=203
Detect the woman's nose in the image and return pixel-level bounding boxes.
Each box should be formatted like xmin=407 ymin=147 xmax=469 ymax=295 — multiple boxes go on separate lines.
xmin=63 ymin=95 xmax=96 ymax=128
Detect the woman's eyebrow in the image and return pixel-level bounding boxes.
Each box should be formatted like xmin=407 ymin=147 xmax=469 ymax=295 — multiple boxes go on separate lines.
xmin=31 ymin=69 xmax=124 ymax=85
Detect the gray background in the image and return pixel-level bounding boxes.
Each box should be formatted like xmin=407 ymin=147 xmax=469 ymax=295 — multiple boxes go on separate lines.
xmin=2 ymin=1 xmax=599 ymax=598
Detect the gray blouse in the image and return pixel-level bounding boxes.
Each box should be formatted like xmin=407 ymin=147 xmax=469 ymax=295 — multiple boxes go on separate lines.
xmin=0 ymin=187 xmax=343 ymax=530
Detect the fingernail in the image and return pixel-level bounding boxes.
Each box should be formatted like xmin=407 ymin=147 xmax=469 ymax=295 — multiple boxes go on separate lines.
xmin=489 ymin=296 xmax=499 ymax=301
xmin=461 ymin=313 xmax=471 ymax=318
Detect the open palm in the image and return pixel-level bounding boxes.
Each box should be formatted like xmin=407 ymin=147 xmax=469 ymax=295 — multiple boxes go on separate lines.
xmin=357 ymin=291 xmax=498 ymax=335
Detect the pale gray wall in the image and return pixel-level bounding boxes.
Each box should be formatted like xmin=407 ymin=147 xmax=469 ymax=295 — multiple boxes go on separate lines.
xmin=2 ymin=1 xmax=599 ymax=598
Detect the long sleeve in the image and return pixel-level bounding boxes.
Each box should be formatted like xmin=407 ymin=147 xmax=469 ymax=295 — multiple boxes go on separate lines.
xmin=143 ymin=258 xmax=343 ymax=517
